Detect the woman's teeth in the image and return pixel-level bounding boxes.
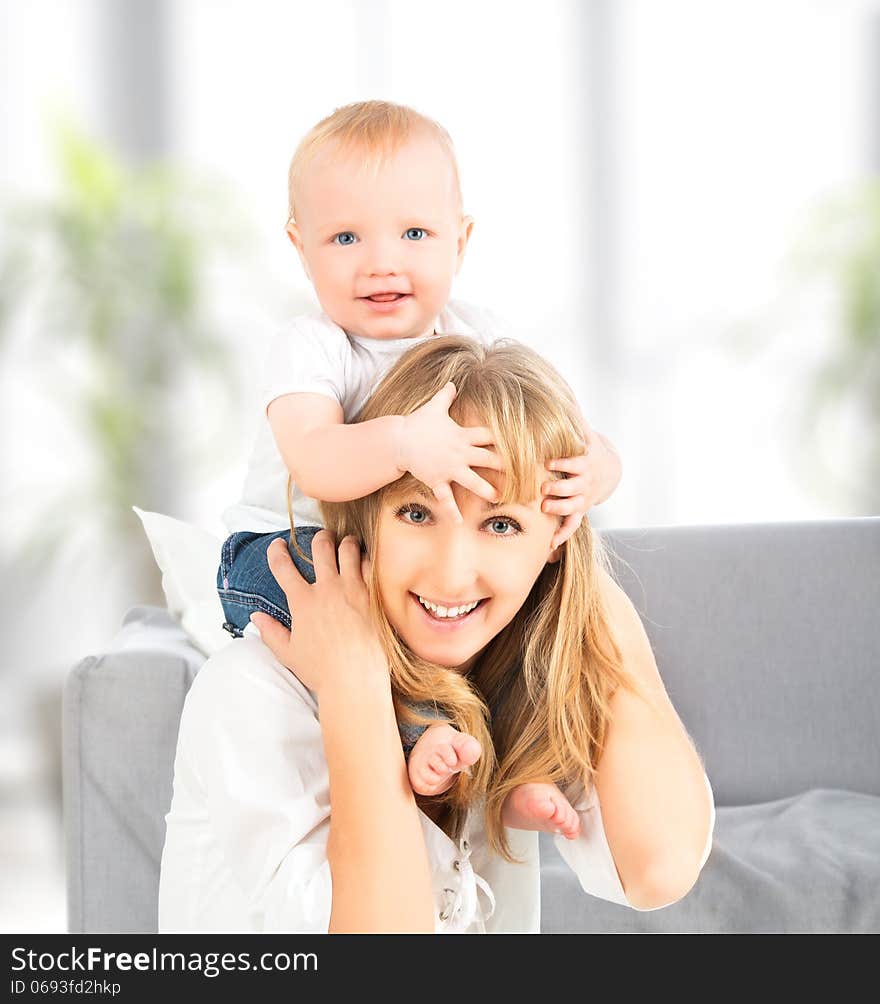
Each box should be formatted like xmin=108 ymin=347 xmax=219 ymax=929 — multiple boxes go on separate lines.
xmin=418 ymin=596 xmax=481 ymax=619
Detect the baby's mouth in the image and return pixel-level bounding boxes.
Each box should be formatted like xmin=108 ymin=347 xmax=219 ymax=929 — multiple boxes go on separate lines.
xmin=364 ymin=292 xmax=409 ymax=302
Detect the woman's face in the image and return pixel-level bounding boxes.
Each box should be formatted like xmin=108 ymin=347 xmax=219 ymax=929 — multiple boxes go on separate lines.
xmin=374 ymin=463 xmax=562 ymax=673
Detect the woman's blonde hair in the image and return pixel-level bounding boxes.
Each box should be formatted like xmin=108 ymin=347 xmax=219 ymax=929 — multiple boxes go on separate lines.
xmin=289 ymin=335 xmax=657 ymax=862
xmin=286 ymin=99 xmax=463 ymax=224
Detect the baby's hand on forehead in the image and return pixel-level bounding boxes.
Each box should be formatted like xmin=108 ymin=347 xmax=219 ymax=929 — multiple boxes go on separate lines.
xmin=395 ymin=381 xmax=505 ymax=523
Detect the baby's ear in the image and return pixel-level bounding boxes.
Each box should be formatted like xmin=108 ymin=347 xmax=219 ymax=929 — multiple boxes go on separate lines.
xmin=285 ymin=219 xmax=302 ymax=249
xmin=455 ymin=215 xmax=475 ymax=271
xmin=286 ymin=221 xmax=311 ymax=280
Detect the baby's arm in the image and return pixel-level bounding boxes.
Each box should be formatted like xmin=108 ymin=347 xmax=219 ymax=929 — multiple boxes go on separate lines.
xmin=268 ymin=384 xmax=503 ymax=516
xmin=542 ymin=418 xmax=623 ymax=548
xmin=590 ymin=429 xmax=622 ymax=505
xmin=269 ymin=392 xmax=404 ymax=502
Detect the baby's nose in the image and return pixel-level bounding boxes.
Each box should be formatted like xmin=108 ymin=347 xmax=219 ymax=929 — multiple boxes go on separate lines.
xmin=365 ymin=237 xmax=403 ymax=276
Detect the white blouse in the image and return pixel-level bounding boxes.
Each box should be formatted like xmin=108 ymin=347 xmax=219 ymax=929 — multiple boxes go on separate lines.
xmin=158 ymin=629 xmax=716 ymax=933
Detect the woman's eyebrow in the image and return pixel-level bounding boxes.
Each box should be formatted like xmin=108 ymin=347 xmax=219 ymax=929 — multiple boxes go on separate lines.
xmin=412 ymin=485 xmax=528 ymax=512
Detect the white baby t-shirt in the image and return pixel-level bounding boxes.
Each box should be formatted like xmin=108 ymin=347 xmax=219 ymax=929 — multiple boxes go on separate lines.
xmin=222 ymin=299 xmax=511 ymax=535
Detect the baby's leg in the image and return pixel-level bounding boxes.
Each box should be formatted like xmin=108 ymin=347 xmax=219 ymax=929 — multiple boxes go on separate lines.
xmin=217 ymin=525 xmax=322 ymax=636
xmin=407 ymin=723 xmax=482 ymax=797
xmin=501 ymin=783 xmax=581 ymax=840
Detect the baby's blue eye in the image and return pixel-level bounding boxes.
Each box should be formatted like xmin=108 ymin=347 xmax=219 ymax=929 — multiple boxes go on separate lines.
xmin=403 ymin=227 xmax=427 ymax=240
xmin=332 ymin=232 xmax=357 ymax=246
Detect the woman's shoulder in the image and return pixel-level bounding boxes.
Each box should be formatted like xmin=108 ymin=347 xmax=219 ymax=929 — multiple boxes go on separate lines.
xmin=593 ymin=565 xmax=652 ymax=657
xmin=594 ymin=563 xmax=666 ymax=696
xmin=173 ymin=637 xmax=329 ymax=824
xmin=594 ymin=564 xmax=633 ymax=626
xmin=185 ymin=634 xmax=319 ymax=727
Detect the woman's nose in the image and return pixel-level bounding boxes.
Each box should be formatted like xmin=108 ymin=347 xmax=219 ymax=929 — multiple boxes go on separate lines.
xmin=430 ymin=529 xmax=480 ymax=599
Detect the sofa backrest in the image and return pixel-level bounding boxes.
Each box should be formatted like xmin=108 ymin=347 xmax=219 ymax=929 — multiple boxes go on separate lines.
xmin=604 ymin=519 xmax=880 ymax=806
xmin=63 ymin=518 xmax=880 ymax=933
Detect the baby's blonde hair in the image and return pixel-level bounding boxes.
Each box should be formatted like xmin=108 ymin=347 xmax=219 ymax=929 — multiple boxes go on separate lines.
xmin=286 ymin=100 xmax=463 ymax=225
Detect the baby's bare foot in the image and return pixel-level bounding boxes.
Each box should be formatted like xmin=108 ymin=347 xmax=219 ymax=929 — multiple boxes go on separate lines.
xmin=501 ymin=782 xmax=581 ymax=840
xmin=407 ymin=723 xmax=482 ymax=797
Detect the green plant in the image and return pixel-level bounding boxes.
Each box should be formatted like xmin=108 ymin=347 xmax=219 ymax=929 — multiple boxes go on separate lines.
xmin=726 ymin=181 xmax=880 ymax=516
xmin=0 ymin=122 xmax=246 ymax=579
xmin=788 ymin=181 xmax=880 ymax=514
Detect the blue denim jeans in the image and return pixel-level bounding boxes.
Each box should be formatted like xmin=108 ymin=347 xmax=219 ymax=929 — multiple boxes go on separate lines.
xmin=217 ymin=526 xmax=443 ymax=756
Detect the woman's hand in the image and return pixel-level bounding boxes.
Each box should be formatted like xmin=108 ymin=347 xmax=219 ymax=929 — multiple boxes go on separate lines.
xmin=249 ymin=531 xmax=389 ymax=699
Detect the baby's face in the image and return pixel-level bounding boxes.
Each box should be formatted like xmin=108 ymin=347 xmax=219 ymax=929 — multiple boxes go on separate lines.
xmin=288 ymin=133 xmax=472 ymax=340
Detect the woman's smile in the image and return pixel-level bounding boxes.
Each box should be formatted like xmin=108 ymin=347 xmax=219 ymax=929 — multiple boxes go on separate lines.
xmin=409 ymin=592 xmax=489 ymax=631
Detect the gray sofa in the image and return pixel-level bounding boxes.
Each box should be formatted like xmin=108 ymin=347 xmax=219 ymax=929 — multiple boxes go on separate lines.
xmin=63 ymin=518 xmax=880 ymax=933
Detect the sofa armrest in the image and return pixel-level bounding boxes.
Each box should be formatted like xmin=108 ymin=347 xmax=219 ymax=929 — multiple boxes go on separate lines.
xmin=62 ymin=606 xmax=204 ymax=934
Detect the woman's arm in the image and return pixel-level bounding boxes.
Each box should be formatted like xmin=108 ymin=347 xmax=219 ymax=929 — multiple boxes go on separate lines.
xmin=319 ymin=678 xmax=435 ymax=933
xmin=251 ymin=534 xmax=436 ymax=933
xmin=592 ymin=567 xmax=714 ymax=909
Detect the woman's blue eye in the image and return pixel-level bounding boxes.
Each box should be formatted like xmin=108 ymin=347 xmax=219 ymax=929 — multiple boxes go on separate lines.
xmin=403 ymin=227 xmax=427 ymax=240
xmin=393 ymin=503 xmax=522 ymax=538
xmin=332 ymin=232 xmax=357 ymax=245
xmin=396 ymin=504 xmax=428 ymax=524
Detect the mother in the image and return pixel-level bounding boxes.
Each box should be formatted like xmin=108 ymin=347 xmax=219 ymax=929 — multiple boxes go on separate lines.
xmin=158 ymin=335 xmax=715 ymax=933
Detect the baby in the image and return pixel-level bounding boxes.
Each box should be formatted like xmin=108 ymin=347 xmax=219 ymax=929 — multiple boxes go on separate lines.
xmin=218 ymin=100 xmax=622 ymax=841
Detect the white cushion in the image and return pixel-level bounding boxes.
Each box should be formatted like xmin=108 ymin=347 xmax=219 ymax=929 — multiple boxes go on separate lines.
xmin=133 ymin=506 xmax=233 ymax=657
